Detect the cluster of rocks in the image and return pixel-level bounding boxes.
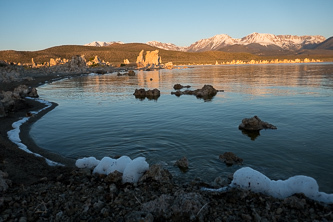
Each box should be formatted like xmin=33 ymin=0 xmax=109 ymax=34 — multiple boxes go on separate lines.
xmin=0 ymin=55 xmax=118 ymax=84
xmin=1 ymin=164 xmax=332 ymax=221
xmin=239 ymin=115 xmax=277 ymax=131
xmin=0 ymin=61 xmax=29 ymax=83
xmin=172 ymin=84 xmax=223 ymax=100
xmin=133 ymin=88 xmax=161 ymax=100
xmin=86 ymin=55 xmax=110 ymax=67
xmin=0 ymin=85 xmax=39 ymax=117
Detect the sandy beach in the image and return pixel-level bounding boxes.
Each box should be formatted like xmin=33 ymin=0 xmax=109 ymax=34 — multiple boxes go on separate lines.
xmin=1 ymin=69 xmax=333 ymax=221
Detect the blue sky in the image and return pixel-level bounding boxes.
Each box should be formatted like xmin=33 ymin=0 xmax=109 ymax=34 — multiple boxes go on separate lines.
xmin=1 ymin=0 xmax=332 ymax=51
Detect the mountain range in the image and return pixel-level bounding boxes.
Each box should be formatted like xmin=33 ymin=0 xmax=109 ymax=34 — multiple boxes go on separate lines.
xmin=84 ymin=32 xmax=332 ymax=55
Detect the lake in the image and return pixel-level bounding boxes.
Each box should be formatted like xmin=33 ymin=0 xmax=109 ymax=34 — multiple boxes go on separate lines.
xmin=30 ymin=63 xmax=333 ymax=192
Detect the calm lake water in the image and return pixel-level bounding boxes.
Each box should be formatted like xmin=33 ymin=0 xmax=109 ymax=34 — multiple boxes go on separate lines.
xmin=30 ymin=63 xmax=333 ymax=192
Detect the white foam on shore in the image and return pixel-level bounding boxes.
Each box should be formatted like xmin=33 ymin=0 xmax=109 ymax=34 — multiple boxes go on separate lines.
xmin=76 ymin=156 xmax=149 ymax=184
xmin=202 ymin=167 xmax=333 ymax=204
xmin=7 ymin=97 xmax=64 ymax=167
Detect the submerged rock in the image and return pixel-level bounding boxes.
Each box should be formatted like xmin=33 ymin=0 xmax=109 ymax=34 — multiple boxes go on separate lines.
xmin=219 ymin=152 xmax=243 ymax=166
xmin=174 ymin=156 xmax=189 ymax=171
xmin=238 ymin=115 xmax=277 ymax=131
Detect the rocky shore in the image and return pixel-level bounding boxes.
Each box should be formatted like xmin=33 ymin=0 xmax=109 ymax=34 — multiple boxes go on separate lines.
xmin=1 ymin=62 xmax=333 ymax=221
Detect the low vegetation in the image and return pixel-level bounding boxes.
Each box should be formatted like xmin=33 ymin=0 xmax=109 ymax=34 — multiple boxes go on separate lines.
xmin=0 ymin=43 xmax=332 ymax=66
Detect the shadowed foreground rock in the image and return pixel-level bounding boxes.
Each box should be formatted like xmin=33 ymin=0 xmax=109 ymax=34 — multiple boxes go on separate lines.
xmin=239 ymin=115 xmax=277 ymax=131
xmin=0 ymin=85 xmax=39 ymax=117
xmin=2 ymin=164 xmax=333 ymax=221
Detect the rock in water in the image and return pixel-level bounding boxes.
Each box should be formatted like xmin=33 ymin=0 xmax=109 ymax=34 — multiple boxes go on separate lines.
xmin=175 ymin=156 xmax=189 ymax=170
xmin=133 ymin=88 xmax=160 ymax=100
xmin=173 ymin=84 xmax=191 ymax=90
xmin=238 ymin=116 xmax=277 ymax=131
xmin=171 ymin=85 xmax=220 ymax=100
xmin=219 ymin=152 xmax=243 ymax=166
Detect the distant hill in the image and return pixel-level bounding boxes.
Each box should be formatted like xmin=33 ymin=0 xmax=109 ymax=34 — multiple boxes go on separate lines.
xmin=313 ymin=37 xmax=333 ymax=50
xmin=1 ymin=42 xmax=333 ymax=65
xmin=0 ymin=43 xmax=261 ymax=65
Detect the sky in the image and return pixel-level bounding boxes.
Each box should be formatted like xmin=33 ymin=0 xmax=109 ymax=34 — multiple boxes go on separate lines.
xmin=0 ymin=0 xmax=332 ymax=51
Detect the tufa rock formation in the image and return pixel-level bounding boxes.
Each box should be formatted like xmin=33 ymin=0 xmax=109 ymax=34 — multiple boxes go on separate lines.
xmin=136 ymin=50 xmax=162 ymax=69
xmin=68 ymin=55 xmax=88 ymax=72
xmin=164 ymin=62 xmax=174 ymax=69
xmin=238 ymin=116 xmax=277 ymax=131
xmin=136 ymin=50 xmax=145 ymax=68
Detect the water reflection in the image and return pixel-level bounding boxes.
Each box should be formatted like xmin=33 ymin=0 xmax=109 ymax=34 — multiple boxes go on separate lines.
xmin=54 ymin=63 xmax=333 ymax=100
xmin=241 ymin=130 xmax=260 ymax=141
xmin=137 ymin=70 xmax=161 ymax=89
xmin=33 ymin=63 xmax=333 ymax=193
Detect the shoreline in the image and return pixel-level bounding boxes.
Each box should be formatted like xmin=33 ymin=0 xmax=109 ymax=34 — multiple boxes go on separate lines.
xmin=1 ymin=69 xmax=333 ymax=220
xmin=0 ymin=72 xmax=85 ymax=186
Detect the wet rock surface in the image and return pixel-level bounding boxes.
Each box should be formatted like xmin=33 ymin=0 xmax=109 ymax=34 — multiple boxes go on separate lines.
xmin=133 ymin=88 xmax=160 ymax=100
xmin=171 ymin=84 xmax=223 ymax=100
xmin=219 ymin=152 xmax=243 ymax=166
xmin=173 ymin=84 xmax=191 ymax=90
xmin=239 ymin=115 xmax=277 ymax=131
xmin=174 ymin=156 xmax=189 ymax=171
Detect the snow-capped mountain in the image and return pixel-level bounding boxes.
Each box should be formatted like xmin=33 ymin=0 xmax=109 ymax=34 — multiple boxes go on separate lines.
xmin=186 ymin=34 xmax=238 ymax=52
xmin=84 ymin=41 xmax=124 ymax=47
xmin=146 ymin=41 xmax=187 ymax=51
xmin=187 ymin=33 xmax=326 ymax=52
xmin=84 ymin=33 xmax=327 ymax=54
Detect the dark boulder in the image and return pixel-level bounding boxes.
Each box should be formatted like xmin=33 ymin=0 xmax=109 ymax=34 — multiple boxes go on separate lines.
xmin=238 ymin=116 xmax=277 ymax=131
xmin=171 ymin=85 xmax=222 ymax=100
xmin=133 ymin=88 xmax=160 ymax=100
xmin=173 ymin=84 xmax=191 ymax=90
xmin=174 ymin=156 xmax=189 ymax=172
xmin=127 ymin=70 xmax=135 ymax=76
